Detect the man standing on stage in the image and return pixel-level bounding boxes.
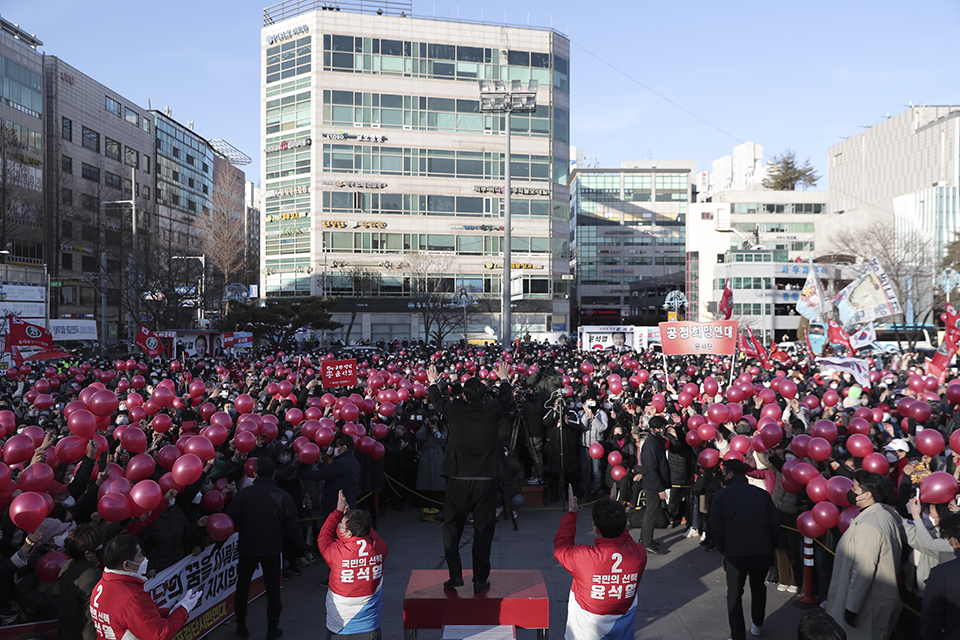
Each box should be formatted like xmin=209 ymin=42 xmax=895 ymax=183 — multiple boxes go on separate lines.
xmin=427 ymin=361 xmax=511 ymax=593
xmin=554 ymin=486 xmax=647 ymax=639
xmin=317 ymin=491 xmax=388 ymax=639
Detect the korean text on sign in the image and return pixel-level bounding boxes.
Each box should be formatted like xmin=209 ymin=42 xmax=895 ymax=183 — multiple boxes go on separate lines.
xmin=321 ymin=359 xmax=358 ymax=388
xmin=658 ymin=321 xmax=738 ymax=356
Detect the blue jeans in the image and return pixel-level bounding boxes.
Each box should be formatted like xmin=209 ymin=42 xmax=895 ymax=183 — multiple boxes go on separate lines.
xmin=510 ymin=493 xmax=524 ymax=510
xmin=579 ymin=448 xmax=601 ymax=494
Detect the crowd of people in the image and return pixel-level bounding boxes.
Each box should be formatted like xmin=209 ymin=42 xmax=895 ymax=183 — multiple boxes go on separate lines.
xmin=0 ymin=335 xmax=955 ymax=639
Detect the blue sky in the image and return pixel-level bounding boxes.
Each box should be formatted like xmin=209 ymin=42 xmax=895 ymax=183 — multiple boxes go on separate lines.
xmin=8 ymin=0 xmax=959 ymax=189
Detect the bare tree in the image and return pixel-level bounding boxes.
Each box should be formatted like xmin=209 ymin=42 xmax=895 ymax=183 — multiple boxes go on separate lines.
xmin=829 ymin=222 xmax=936 ymax=349
xmin=0 ymin=123 xmax=43 ymax=259
xmin=338 ymin=265 xmax=383 ymax=344
xmin=405 ymin=252 xmax=464 ymax=345
xmin=200 ymin=159 xmax=246 ymax=318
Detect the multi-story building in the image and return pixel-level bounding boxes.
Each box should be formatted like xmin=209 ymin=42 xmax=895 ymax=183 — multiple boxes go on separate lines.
xmin=686 ymin=189 xmax=828 ymax=343
xmin=244 ymin=180 xmax=262 ymax=296
xmin=821 ymin=105 xmax=960 ymax=262
xmin=570 ymin=161 xmax=695 ymax=328
xmin=260 ymin=1 xmax=571 ymax=344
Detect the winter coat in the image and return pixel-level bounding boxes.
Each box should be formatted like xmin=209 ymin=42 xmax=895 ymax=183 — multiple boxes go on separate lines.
xmin=57 ymin=558 xmax=102 ymax=640
xmin=664 ymin=428 xmax=693 ymax=485
xmin=430 ymin=380 xmax=512 ymax=479
xmin=903 ymin=515 xmax=955 ymax=596
xmin=89 ymin=569 xmax=188 ymax=640
xmin=640 ymin=434 xmax=670 ymax=493
xmin=825 ymin=502 xmax=903 ymax=640
xmin=225 ymin=477 xmax=302 ymax=556
xmin=415 ymin=424 xmax=447 ymax=492
xmin=709 ymin=475 xmax=780 ymax=558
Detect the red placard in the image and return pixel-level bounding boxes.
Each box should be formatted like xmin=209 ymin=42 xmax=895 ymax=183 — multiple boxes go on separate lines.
xmin=658 ymin=321 xmax=738 ymax=356
xmin=321 ymin=359 xmax=357 ymax=388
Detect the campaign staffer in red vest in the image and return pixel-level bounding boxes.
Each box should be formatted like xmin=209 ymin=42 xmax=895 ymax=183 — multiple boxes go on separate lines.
xmin=554 ymin=486 xmax=648 ymax=640
xmin=317 ymin=490 xmax=389 ymax=639
xmin=89 ymin=535 xmax=200 ymax=640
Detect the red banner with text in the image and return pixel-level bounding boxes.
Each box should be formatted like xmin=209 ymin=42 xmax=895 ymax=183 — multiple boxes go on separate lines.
xmin=658 ymin=321 xmax=738 ymax=356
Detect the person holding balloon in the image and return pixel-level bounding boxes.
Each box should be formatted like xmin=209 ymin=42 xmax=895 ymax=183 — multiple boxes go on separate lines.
xmin=824 ymin=470 xmax=902 ymax=640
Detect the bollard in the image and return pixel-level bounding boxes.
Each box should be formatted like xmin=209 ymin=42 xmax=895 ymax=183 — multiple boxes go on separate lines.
xmin=799 ymin=535 xmax=819 ymax=605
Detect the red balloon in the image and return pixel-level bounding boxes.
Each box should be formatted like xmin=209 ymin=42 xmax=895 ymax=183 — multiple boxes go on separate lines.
xmin=838 ymin=506 xmax=860 ymax=533
xmin=730 ymin=435 xmax=750 ymax=454
xmin=129 ymin=479 xmax=163 ymax=516
xmin=358 ymin=437 xmax=376 ymax=454
xmin=19 ymin=464 xmax=54 ymax=493
xmin=792 ymin=462 xmax=819 ymax=485
xmin=803 ymin=395 xmax=820 ymax=411
xmin=89 ymin=390 xmax=119 ymax=417
xmin=98 ymin=493 xmax=133 ymax=522
xmin=97 ymin=477 xmax=132 ymax=502
xmin=862 ymin=452 xmax=890 ymax=475
xmin=911 ymin=400 xmax=933 ymax=422
xmin=244 ymin=458 xmax=257 ymax=478
xmin=206 ymin=513 xmax=235 ymax=541
xmin=371 ymin=442 xmax=386 ymax=460
xmin=299 ymin=443 xmax=321 ymax=464
xmin=806 ymin=475 xmax=829 ymax=503
xmin=68 ymin=410 xmax=97 ymax=440
xmin=707 ymin=403 xmax=730 ymax=425
xmin=791 ymin=434 xmax=811 ymax=458
xmin=315 ymin=427 xmax=335 ymax=447
xmin=156 ymin=445 xmax=181 ymax=471
xmin=151 ymin=385 xmax=175 ymax=409
xmin=158 ymin=473 xmax=184 ymax=496
xmin=199 ymin=403 xmax=217 ymax=422
xmin=760 ymin=403 xmax=782 ymax=421
xmin=782 ymin=458 xmax=802 ymax=483
xmin=726 ymin=386 xmax=745 ymax=403
xmin=340 ymin=404 xmax=360 ymax=422
xmin=142 ymin=400 xmax=160 ymax=416
xmin=812 ymin=501 xmax=840 ymax=530
xmin=35 ymin=551 xmax=69 ymax=583
xmin=184 ymin=436 xmax=215 ymax=462
xmin=806 ymin=437 xmax=832 ymax=462
xmin=235 ymin=394 xmax=254 ymax=415
xmin=33 ymin=394 xmax=54 ymax=411
xmin=781 ymin=475 xmax=804 ymax=494
xmin=779 ymin=379 xmax=797 ymax=400
xmin=607 ymin=451 xmax=623 ymax=467
xmin=846 ymin=433 xmax=874 ymax=458
xmin=760 ymin=424 xmax=783 ymax=449
xmin=822 ymin=390 xmax=839 ymax=407
xmin=120 ymin=427 xmax=147 ymax=454
xmin=847 ymin=417 xmax=871 ymax=436
xmin=285 ymin=408 xmax=304 ymax=426
xmin=126 ymin=453 xmax=157 ymax=483
xmin=588 ymin=443 xmax=604 ymax=460
xmin=797 ymin=510 xmax=828 ymax=538
xmin=378 ymin=402 xmax=396 ymax=418
xmin=947 ymin=384 xmax=960 ymax=406
xmin=698 ymin=448 xmax=720 ymax=468
xmin=201 ymin=490 xmax=225 ymax=512
xmin=172 ymin=454 xmax=204 ymax=486
xmin=811 ymin=420 xmax=838 ymax=443
xmin=698 ymin=423 xmax=717 ymax=442
xmin=4 ymin=434 xmax=36 ymax=465
xmin=703 ymin=377 xmax=719 ymax=397
xmin=685 ymin=431 xmax=703 ymax=447
xmin=55 ymin=436 xmax=87 ymax=464
xmin=920 ymin=471 xmax=959 ymax=504
xmin=611 ymin=465 xmax=627 ymax=481
xmin=727 ymin=403 xmax=743 ymax=423
xmin=916 ymin=429 xmax=946 ymax=457
xmin=678 ymin=392 xmax=693 ymax=408
xmin=826 ymin=475 xmax=853 ymax=507
xmin=371 ymin=423 xmax=389 ymax=440
xmin=199 ymin=423 xmax=227 ymax=447
xmin=234 ymin=431 xmax=256 ymax=453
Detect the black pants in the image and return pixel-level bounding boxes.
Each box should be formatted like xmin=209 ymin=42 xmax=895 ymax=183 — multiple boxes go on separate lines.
xmin=724 ymin=555 xmax=770 ymax=640
xmin=442 ymin=477 xmax=497 ymax=584
xmin=235 ymin=554 xmax=282 ymax=630
xmin=640 ymin=492 xmax=663 ymax=547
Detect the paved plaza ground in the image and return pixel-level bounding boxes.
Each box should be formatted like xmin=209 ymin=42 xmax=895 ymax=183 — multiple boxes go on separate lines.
xmin=207 ymin=500 xmax=809 ymax=639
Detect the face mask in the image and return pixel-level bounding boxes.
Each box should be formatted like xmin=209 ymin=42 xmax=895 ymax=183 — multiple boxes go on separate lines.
xmin=192 ymin=493 xmax=202 ymax=504
xmin=846 ymin=490 xmax=859 ymax=506
xmin=129 ymin=557 xmax=149 ymax=577
xmin=168 ymin=498 xmax=176 ymax=507
xmin=284 ymin=431 xmax=294 ymax=440
xmin=62 ymin=496 xmax=76 ymax=508
xmin=278 ymin=456 xmax=291 ymax=465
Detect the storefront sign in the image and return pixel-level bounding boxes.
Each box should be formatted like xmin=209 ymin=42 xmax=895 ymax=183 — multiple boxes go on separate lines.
xmin=334 ymin=180 xmax=388 ymax=189
xmin=323 ymin=220 xmax=387 ymax=229
xmin=265 ymin=185 xmax=309 ymax=198
xmin=265 ymin=212 xmax=308 ymax=222
xmin=473 ymin=186 xmax=550 ymax=196
xmin=266 ymin=24 xmax=309 ymax=45
xmin=659 ymin=321 xmax=737 ymax=356
xmin=451 ymin=224 xmax=505 ymax=231
xmin=323 ymin=133 xmax=387 ymax=143
xmin=264 ymin=138 xmax=312 ymax=154
xmin=50 ymin=320 xmax=98 ymax=342
xmin=484 ymin=262 xmax=544 ymax=270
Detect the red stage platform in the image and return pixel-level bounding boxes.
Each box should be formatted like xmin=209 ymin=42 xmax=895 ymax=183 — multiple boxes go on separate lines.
xmin=403 ymin=570 xmax=550 ymax=639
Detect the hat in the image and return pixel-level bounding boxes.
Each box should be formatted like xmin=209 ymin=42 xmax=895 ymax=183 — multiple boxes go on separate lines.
xmin=883 ymin=438 xmax=909 ymax=453
xmin=47 ymin=480 xmax=70 ymax=496
xmin=848 ymin=386 xmax=862 ymax=400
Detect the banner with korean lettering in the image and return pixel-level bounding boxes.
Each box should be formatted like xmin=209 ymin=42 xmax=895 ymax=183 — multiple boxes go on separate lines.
xmin=321 ymin=359 xmax=358 ymax=388
xmin=144 ymin=533 xmax=264 ymax=640
xmin=658 ymin=321 xmax=738 ymax=356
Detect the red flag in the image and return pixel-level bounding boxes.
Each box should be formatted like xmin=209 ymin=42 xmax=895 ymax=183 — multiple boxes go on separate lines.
xmin=745 ymin=325 xmax=769 ymax=365
xmin=826 ymin=319 xmax=852 ymax=350
xmin=738 ymin=334 xmax=758 ymax=358
xmin=719 ymin=280 xmax=733 ymax=320
xmin=927 ymin=331 xmax=958 ymax=382
xmin=7 ymin=316 xmax=53 ymax=350
xmin=134 ymin=325 xmax=165 ymax=358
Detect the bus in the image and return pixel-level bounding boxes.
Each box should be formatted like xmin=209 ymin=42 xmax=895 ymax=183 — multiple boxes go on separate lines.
xmin=873 ymin=323 xmax=937 ymax=352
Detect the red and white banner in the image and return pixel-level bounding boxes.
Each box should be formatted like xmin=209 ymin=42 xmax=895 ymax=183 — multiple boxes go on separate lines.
xmin=659 ymin=321 xmax=738 ymax=356
xmin=134 ymin=325 xmax=166 ymax=358
xmin=320 ymin=359 xmax=358 ymax=388
xmin=826 ymin=319 xmax=852 ymax=350
xmin=719 ymin=280 xmax=733 ymax=320
xmin=6 ymin=315 xmax=53 ymax=350
xmin=223 ymin=332 xmax=253 ymax=349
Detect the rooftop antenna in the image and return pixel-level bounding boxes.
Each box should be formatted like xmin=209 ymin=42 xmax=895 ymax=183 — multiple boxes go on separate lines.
xmin=164 ymin=105 xmax=172 ymax=117
xmin=186 ymin=120 xmax=195 ymax=130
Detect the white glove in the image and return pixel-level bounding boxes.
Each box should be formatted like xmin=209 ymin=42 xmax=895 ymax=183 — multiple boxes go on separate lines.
xmin=178 ymin=589 xmax=202 ymax=613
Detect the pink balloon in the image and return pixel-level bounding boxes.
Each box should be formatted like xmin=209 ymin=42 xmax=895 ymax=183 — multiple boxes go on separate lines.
xmin=730 ymin=435 xmax=750 ymax=454
xmin=760 ymin=424 xmax=783 ymax=449
xmin=698 ymin=449 xmax=720 ymax=468
xmin=171 ymin=454 xmax=204 ymax=486
xmin=806 ymin=437 xmax=832 ymax=462
xmin=19 ymin=464 xmax=54 ymax=493
xmin=707 ymin=403 xmax=730 ymax=425
xmin=98 ymin=493 xmax=133 ymax=522
xmin=792 ymin=462 xmax=819 ymax=485
xmin=588 ymin=443 xmax=604 ymax=460
xmin=826 ymin=475 xmax=853 ymax=507
xmin=697 ymin=423 xmax=717 ymax=442
xmin=847 ymin=417 xmax=871 ymax=436
xmin=812 ymin=501 xmax=840 ymax=529
xmin=120 ymin=427 xmax=148 ymax=454
xmin=686 ymin=431 xmax=703 ymax=447
xmin=920 ymin=471 xmax=959 ymax=504
xmin=790 ymin=434 xmax=811 ymax=458
xmin=822 ymin=390 xmax=839 ymax=407
xmin=811 ymin=419 xmax=838 ymax=443
xmin=797 ymin=510 xmax=828 ymax=538
xmin=157 ymin=445 xmax=181 ymax=471
xmin=838 ymin=506 xmax=860 ymax=533
xmin=862 ymin=452 xmax=890 ymax=475
xmin=846 ymin=433 xmax=874 ymax=458
xmin=916 ymin=429 xmax=946 ymax=457
xmin=125 ymin=454 xmax=157 ymax=483
xmin=806 ymin=475 xmax=829 ymax=503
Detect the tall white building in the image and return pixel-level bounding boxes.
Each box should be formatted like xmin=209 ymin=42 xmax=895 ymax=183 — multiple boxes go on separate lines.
xmin=260 ymin=1 xmax=571 ymax=343
xmin=695 ymin=142 xmax=768 ymax=202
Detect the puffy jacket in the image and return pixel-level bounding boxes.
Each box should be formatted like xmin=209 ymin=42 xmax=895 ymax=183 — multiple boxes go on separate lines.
xmin=57 ymin=558 xmax=102 ymax=640
xmin=640 ymin=434 xmax=670 ymax=493
xmin=709 ymin=475 xmax=780 ymax=558
xmin=89 ymin=569 xmax=188 ymax=640
xmin=664 ymin=428 xmax=693 ymax=485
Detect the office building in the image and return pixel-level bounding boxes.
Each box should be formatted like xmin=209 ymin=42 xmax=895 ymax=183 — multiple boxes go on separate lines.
xmin=570 ymin=161 xmax=695 ymax=327
xmin=686 ymin=188 xmax=828 ymax=343
xmin=821 ymin=106 xmax=960 ymax=263
xmin=260 ymin=1 xmax=571 ymax=343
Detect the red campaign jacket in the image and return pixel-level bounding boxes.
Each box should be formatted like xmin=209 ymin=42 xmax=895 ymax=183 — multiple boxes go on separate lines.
xmin=317 ymin=509 xmax=389 ymax=598
xmin=90 ymin=569 xmax=189 ymax=640
xmin=553 ymin=511 xmax=648 ymax=616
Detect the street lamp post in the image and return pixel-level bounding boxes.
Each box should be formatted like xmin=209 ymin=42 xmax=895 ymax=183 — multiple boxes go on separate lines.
xmin=479 ymin=79 xmax=538 ymax=348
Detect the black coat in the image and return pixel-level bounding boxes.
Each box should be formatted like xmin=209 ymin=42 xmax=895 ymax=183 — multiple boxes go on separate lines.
xmin=665 ymin=428 xmax=693 ymax=485
xmin=640 ymin=434 xmax=670 ymax=493
xmin=225 ymin=477 xmax=302 ymax=556
xmin=57 ymin=558 xmax=101 ymax=640
xmin=921 ymin=554 xmax=960 ymax=640
xmin=298 ymin=453 xmax=361 ymax=517
xmin=709 ymin=475 xmax=780 ymax=558
xmin=429 ymin=381 xmax=512 ymax=478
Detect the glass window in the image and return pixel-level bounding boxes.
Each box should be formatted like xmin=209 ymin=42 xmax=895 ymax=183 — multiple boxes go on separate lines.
xmin=82 ymin=127 xmax=99 ymax=152
xmin=62 ymin=155 xmax=72 ymax=174
xmin=458 ymin=235 xmax=483 ymax=254
xmin=426 ymin=234 xmax=455 ymax=251
xmin=61 ymin=188 xmax=72 ymax=205
xmin=508 ymin=50 xmax=529 ymax=66
xmin=105 ymin=138 xmax=121 ymax=161
xmin=125 ymin=147 xmax=139 ymax=169
xmin=62 ymin=117 xmax=72 ymax=141
xmin=81 ymin=163 xmax=99 ymax=182
xmin=124 ymin=107 xmax=139 ymax=126
xmin=531 ymin=52 xmax=550 ymax=68
xmin=105 ymin=96 xmax=121 ymax=116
